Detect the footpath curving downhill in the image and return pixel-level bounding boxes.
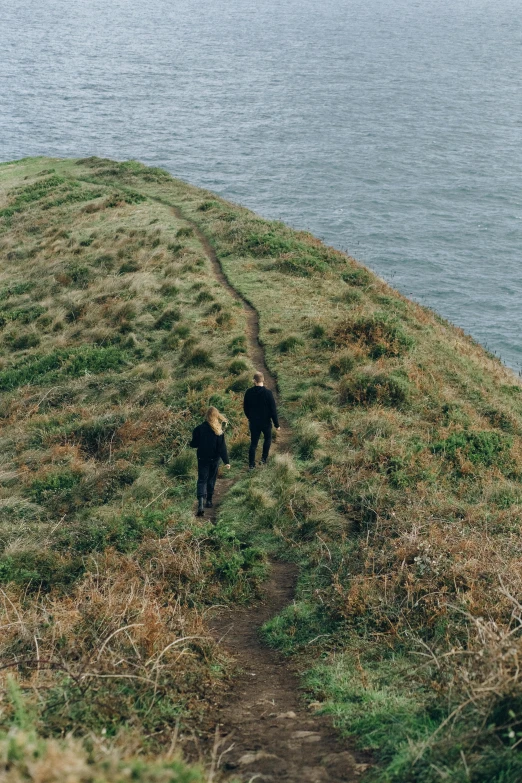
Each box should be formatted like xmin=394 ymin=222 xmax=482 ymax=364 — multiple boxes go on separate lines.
xmin=73 ymin=170 xmax=369 ymax=780
xmin=167 ymin=197 xmax=370 ymax=781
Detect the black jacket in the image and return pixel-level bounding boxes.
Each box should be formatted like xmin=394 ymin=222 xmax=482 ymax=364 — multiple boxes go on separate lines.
xmin=243 ymin=385 xmax=279 ymax=427
xmin=189 ymin=421 xmax=229 ymax=463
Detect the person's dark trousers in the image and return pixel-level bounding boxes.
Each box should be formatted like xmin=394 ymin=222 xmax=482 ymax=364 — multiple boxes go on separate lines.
xmin=196 ymin=458 xmax=219 ymax=500
xmin=248 ymin=422 xmax=272 ymax=466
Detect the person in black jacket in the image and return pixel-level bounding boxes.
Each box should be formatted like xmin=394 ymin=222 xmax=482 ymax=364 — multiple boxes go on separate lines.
xmin=189 ymin=407 xmax=230 ymax=517
xmin=243 ymin=371 xmax=280 ymax=469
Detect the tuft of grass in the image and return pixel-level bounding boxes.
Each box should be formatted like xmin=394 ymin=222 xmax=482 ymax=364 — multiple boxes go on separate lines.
xmin=293 ymin=421 xmax=321 ymax=460
xmin=277 ymin=335 xmax=304 ymax=353
xmin=153 ymin=307 xmax=181 ymax=329
xmin=228 ymin=335 xmax=247 ymax=355
xmin=228 ymin=358 xmax=250 ymax=375
xmin=167 ymin=450 xmax=197 ymax=479
xmin=182 ymin=345 xmax=214 ymax=368
xmin=329 ymin=350 xmax=356 ymax=377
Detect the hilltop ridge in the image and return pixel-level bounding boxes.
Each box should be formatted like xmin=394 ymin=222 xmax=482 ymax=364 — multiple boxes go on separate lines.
xmin=1 ymin=157 xmax=522 ymax=782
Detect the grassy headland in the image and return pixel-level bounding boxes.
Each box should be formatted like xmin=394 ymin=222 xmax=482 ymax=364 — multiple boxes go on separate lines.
xmin=1 ymin=156 xmax=522 ymax=781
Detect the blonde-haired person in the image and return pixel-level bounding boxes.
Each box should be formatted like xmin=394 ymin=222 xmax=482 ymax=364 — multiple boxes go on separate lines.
xmin=189 ymin=407 xmax=230 ymax=517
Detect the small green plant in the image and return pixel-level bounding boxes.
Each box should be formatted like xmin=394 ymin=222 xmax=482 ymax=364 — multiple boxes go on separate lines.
xmin=431 ymin=430 xmax=512 ymax=467
xmin=174 ymin=323 xmax=190 ymax=338
xmin=29 ymin=469 xmax=83 ymax=505
xmin=216 ymin=311 xmax=232 ymax=328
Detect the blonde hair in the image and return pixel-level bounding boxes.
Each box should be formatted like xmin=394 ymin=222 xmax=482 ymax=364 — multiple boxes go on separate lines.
xmin=253 ymin=371 xmax=264 ymax=384
xmin=206 ymin=406 xmax=228 ymax=436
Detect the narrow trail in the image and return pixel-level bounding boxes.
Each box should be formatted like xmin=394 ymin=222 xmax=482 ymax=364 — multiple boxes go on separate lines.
xmin=76 ymin=179 xmax=368 ymax=781
xmin=172 ymin=211 xmax=369 ymax=782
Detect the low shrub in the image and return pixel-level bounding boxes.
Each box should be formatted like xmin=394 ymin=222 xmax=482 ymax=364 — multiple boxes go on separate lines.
xmin=483 ymin=406 xmax=517 ymax=433
xmin=174 ymin=324 xmax=190 ymax=338
xmin=431 ymin=430 xmax=512 ymax=468
xmin=335 ymin=313 xmax=414 ymax=358
xmin=0 ymin=550 xmax=83 ymax=589
xmin=341 ymin=267 xmax=372 ymax=287
xmin=119 ymin=260 xmax=139 ymax=274
xmin=29 ymin=469 xmax=83 ymax=506
xmin=0 ymin=305 xmax=45 ymax=327
xmin=160 ymin=283 xmax=179 ymax=298
xmin=6 ymin=333 xmax=40 ymax=352
xmin=198 ymin=200 xmax=219 ymax=211
xmin=340 ymin=370 xmax=410 ymax=408
xmin=69 ymin=414 xmax=125 ymax=458
xmin=161 ymin=333 xmax=180 ymax=351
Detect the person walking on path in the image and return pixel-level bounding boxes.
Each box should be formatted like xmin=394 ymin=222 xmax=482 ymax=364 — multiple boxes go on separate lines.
xmin=243 ymin=371 xmax=280 ymax=469
xmin=189 ymin=406 xmax=230 ymax=517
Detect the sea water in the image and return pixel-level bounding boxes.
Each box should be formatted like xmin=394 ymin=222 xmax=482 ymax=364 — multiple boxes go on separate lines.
xmin=1 ymin=0 xmax=521 ymax=370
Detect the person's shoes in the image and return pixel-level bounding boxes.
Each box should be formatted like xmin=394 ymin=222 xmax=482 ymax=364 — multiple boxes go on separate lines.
xmin=196 ymin=498 xmax=205 ymax=517
xmin=205 ymin=497 xmax=213 ymax=508
xmin=248 ymin=464 xmax=256 ymax=471
xmin=261 ymin=458 xmax=268 ymax=465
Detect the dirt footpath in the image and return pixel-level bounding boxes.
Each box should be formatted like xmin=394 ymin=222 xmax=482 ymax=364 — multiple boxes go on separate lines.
xmin=203 ymin=561 xmax=370 ymax=782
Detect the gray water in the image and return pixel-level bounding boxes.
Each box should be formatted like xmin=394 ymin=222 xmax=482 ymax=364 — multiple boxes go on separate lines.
xmin=1 ymin=0 xmax=521 ymax=371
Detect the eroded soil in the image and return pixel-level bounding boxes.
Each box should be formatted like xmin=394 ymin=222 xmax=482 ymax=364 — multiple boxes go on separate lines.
xmin=201 ymin=562 xmax=370 ymax=782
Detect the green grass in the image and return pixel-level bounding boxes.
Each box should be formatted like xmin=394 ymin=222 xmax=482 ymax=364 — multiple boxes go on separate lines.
xmin=3 ymin=156 xmax=522 ymax=781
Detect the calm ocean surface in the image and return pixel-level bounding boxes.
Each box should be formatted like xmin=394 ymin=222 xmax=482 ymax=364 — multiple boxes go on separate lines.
xmin=1 ymin=0 xmax=521 ymax=370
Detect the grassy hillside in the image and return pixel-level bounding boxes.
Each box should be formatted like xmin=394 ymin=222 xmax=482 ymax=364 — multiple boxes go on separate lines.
xmin=0 ymin=157 xmax=264 ymax=782
xmin=1 ymin=157 xmax=522 ymax=781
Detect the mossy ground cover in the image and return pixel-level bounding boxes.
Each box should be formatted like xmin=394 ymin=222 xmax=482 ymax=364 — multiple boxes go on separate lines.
xmin=2 ymin=157 xmax=522 ymax=781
